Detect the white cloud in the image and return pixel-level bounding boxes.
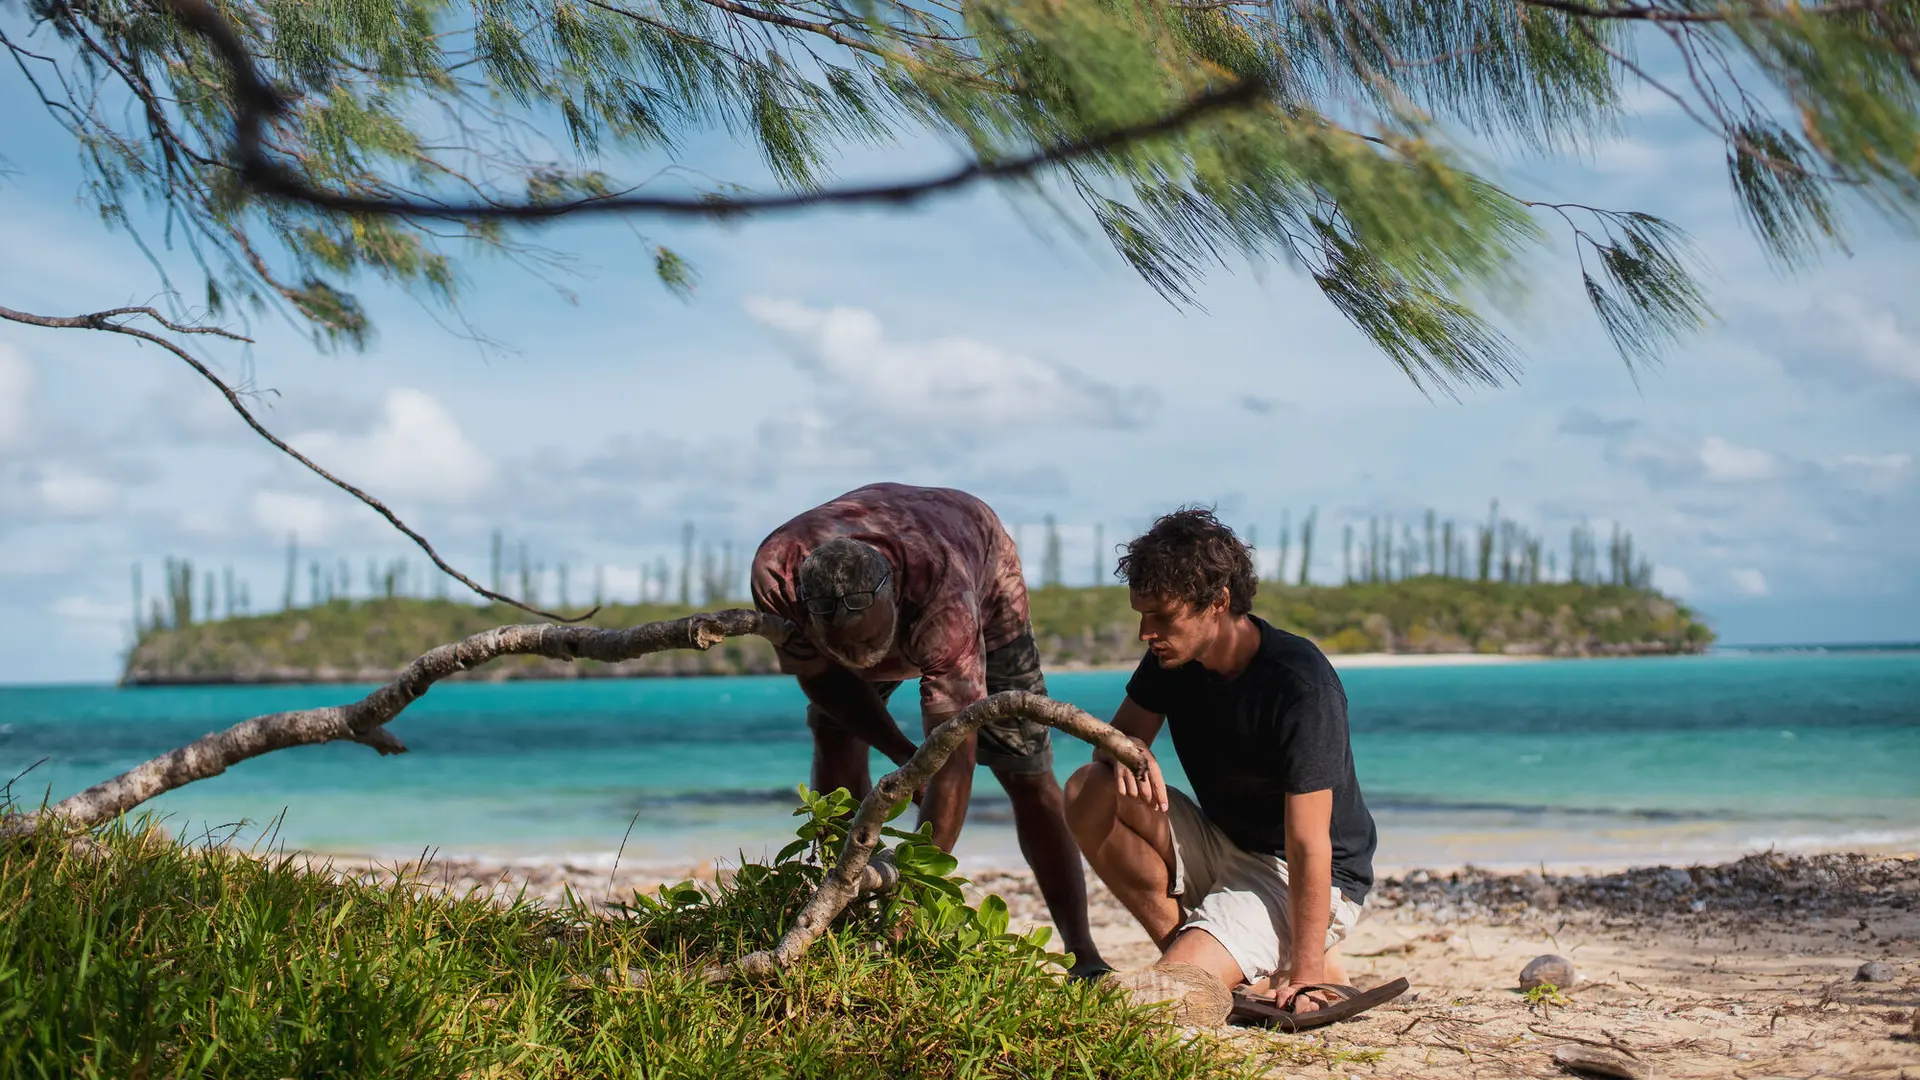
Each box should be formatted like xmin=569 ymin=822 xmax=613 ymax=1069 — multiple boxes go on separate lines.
xmin=0 ymin=344 xmax=32 ymax=449
xmin=1652 ymin=564 xmax=1694 ymax=596
xmin=1588 ymin=137 xmax=1668 ymax=178
xmin=1563 ymin=416 xmax=1800 ymax=490
xmin=36 ymin=464 xmax=119 ymax=515
xmin=251 ymin=490 xmax=340 ymax=541
xmin=1698 ymin=436 xmax=1777 ymax=483
xmin=1835 ymin=452 xmax=1912 ymax=495
xmin=1829 ymin=297 xmax=1920 ymax=389
xmin=742 ymin=297 xmax=1152 ymax=433
xmin=1729 ymin=568 xmax=1770 ymax=596
xmin=1755 ymin=293 xmax=1920 ymax=396
xmin=290 ymin=388 xmax=494 ymax=504
xmin=1841 ymin=452 xmax=1912 ymax=470
xmin=49 ymin=595 xmax=128 ymax=622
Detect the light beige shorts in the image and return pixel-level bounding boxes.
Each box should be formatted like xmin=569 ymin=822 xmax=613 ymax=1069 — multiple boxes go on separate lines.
xmin=1165 ymin=786 xmax=1364 ymax=983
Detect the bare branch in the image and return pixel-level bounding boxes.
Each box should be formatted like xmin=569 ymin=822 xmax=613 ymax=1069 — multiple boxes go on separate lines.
xmin=0 ymin=302 xmax=250 ymax=339
xmin=158 ymin=0 xmax=1271 ymax=223
xmin=725 ymin=691 xmax=1148 ymax=980
xmin=2 ymin=609 xmax=793 ymax=838
xmin=0 ymin=302 xmax=587 ymax=621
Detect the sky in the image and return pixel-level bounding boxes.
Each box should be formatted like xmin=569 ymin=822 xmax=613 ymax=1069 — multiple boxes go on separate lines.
xmin=2 ymin=41 xmax=1917 ymax=683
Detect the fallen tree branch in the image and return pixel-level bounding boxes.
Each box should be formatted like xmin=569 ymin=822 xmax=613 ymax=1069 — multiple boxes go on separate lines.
xmin=725 ymin=691 xmax=1147 ymax=981
xmin=5 ymin=606 xmax=1141 ymax=981
xmin=0 ymin=301 xmax=583 ymax=621
xmin=2 ymin=609 xmax=791 ymax=837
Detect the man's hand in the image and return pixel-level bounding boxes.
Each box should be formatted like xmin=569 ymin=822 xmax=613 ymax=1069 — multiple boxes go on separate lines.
xmin=1099 ymin=736 xmax=1167 ymax=813
xmin=1265 ymin=981 xmax=1335 ymax=1014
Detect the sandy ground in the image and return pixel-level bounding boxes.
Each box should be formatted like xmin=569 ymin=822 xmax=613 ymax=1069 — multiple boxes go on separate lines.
xmin=319 ymin=849 xmax=1920 ymax=1079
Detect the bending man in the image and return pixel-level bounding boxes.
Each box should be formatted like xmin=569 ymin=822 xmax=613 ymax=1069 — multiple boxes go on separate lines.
xmin=1064 ymin=508 xmax=1377 ymax=1014
xmin=751 ymin=482 xmax=1108 ymax=977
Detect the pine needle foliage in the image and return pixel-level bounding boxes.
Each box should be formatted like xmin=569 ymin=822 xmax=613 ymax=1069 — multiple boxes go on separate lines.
xmin=4 ymin=0 xmax=1917 ymax=379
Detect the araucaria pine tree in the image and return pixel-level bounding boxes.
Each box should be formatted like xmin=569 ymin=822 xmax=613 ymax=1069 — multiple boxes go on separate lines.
xmin=1297 ymin=511 xmax=1315 ymax=588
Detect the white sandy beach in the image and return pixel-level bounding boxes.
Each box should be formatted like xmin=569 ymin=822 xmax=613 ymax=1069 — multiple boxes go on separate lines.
xmin=318 ymin=846 xmax=1920 ymax=1079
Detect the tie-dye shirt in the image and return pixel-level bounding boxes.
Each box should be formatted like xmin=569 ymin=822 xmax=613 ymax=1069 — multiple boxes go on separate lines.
xmin=750 ymin=483 xmax=1031 ymax=717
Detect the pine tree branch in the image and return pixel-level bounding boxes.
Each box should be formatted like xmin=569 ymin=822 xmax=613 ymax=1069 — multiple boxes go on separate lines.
xmin=1509 ymin=0 xmax=1887 ymax=24
xmin=1 ymin=609 xmax=795 ymax=839
xmin=681 ymin=0 xmax=901 ymax=58
xmin=159 ymin=0 xmax=1271 ymax=222
xmin=725 ymin=690 xmax=1148 ymax=981
xmin=0 ymin=302 xmax=588 ymax=621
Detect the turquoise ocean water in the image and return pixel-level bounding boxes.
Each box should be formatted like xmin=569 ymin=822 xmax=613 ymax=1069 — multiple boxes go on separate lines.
xmin=5 ymin=651 xmax=1917 ymax=872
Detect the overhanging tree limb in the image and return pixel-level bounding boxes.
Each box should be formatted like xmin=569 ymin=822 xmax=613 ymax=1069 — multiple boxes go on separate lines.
xmin=1509 ymin=0 xmax=1892 ymax=24
xmin=159 ymin=0 xmax=1272 ymax=222
xmin=2 ymin=609 xmax=793 ymax=839
xmin=0 ymin=302 xmax=585 ymax=621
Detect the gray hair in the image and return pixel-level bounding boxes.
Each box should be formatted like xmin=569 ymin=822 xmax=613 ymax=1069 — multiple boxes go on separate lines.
xmin=797 ymin=538 xmax=891 ymax=621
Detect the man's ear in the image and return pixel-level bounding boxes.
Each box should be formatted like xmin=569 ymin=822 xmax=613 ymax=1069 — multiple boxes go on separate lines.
xmin=1210 ymin=587 xmax=1233 ymax=616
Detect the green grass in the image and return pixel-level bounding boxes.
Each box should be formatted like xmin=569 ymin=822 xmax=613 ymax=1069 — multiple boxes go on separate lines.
xmin=1 ymin=798 xmax=1272 ymax=1079
xmin=123 ymin=578 xmax=1712 ymax=684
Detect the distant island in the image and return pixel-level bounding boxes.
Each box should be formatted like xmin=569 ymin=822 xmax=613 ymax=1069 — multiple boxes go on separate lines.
xmin=121 ymin=580 xmax=1713 ymax=685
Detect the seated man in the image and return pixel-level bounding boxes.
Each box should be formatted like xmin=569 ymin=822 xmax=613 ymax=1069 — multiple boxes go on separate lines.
xmin=1065 ymin=508 xmax=1378 ymax=1018
xmin=751 ymin=482 xmax=1108 ymax=976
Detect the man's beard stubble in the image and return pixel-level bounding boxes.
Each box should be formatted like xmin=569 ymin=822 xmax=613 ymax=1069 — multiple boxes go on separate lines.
xmin=821 ymin=634 xmax=893 ymax=671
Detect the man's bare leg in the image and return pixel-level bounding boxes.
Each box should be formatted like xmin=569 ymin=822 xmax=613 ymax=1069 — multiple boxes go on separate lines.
xmin=1064 ymin=760 xmax=1182 ymax=945
xmin=811 ymin=719 xmax=872 ymax=801
xmin=1161 ymin=927 xmax=1249 ymax=989
xmin=1066 ymin=760 xmax=1344 ymax=993
xmin=998 ymin=768 xmax=1107 ymax=975
xmin=1325 ymin=947 xmax=1348 ymax=985
xmin=917 ymin=725 xmax=976 ymax=851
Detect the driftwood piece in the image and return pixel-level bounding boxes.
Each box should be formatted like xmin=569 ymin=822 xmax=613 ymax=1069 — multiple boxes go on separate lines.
xmin=7 ymin=611 xmax=1149 ymax=981
xmin=3 ymin=610 xmax=790 ymax=838
xmin=726 ymin=691 xmax=1147 ymax=981
xmin=1553 ymin=1044 xmax=1653 ymax=1080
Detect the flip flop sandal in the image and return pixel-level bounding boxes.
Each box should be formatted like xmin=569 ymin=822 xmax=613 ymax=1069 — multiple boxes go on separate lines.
xmin=1229 ymin=977 xmax=1410 ymax=1032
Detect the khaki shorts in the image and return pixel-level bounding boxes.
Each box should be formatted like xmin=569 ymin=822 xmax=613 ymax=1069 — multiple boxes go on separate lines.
xmin=1166 ymin=787 xmax=1364 ymax=983
xmin=804 ymin=629 xmax=1054 ymax=775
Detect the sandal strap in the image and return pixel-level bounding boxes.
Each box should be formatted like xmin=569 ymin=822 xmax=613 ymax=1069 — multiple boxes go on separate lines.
xmin=1279 ymin=983 xmax=1361 ymax=1011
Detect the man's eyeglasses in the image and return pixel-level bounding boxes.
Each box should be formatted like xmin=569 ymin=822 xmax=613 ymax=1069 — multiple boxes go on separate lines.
xmin=800 ymin=570 xmax=891 ymax=618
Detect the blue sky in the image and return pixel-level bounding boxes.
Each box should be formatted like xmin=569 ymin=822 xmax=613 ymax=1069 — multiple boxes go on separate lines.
xmin=2 ymin=54 xmax=1917 ymax=683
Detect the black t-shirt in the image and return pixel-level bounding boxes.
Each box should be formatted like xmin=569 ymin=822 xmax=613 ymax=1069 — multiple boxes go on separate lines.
xmin=1126 ymin=616 xmax=1378 ymax=904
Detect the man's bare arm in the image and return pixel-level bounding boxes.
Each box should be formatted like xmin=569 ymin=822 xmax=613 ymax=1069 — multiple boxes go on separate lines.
xmin=1100 ymin=696 xmax=1168 ymax=812
xmin=1277 ymin=788 xmax=1336 ymax=1008
xmin=796 ymin=666 xmax=919 ymax=766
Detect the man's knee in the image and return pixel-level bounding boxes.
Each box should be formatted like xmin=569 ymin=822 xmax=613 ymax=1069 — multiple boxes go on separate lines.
xmin=1064 ymin=760 xmax=1116 ymax=808
xmin=1063 ymin=761 xmax=1119 ymax=843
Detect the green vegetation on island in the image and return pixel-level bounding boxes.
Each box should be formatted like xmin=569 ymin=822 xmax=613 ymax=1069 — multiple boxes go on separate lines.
xmin=121 ymin=507 xmax=1710 ymax=684
xmin=122 ymin=581 xmax=1711 ymax=686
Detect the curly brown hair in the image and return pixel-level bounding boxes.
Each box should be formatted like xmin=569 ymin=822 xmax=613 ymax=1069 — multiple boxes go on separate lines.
xmin=1117 ymin=507 xmax=1257 ymax=615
